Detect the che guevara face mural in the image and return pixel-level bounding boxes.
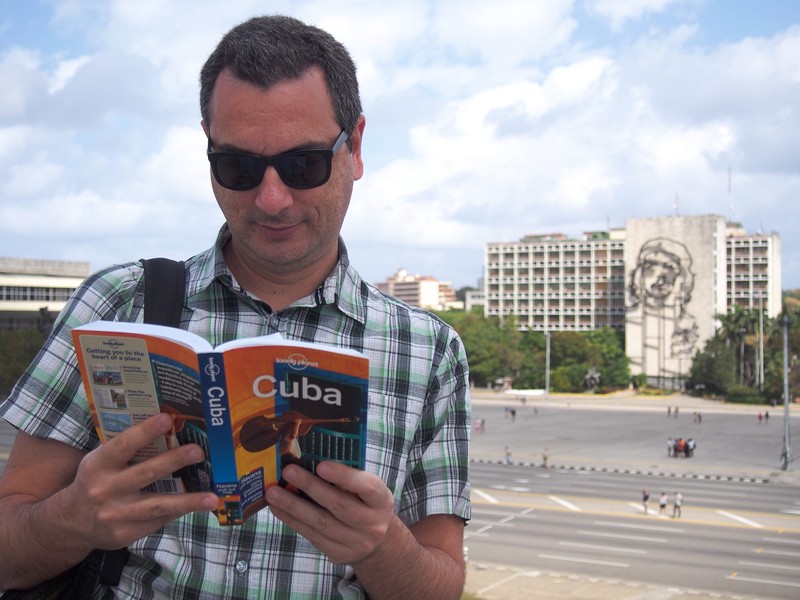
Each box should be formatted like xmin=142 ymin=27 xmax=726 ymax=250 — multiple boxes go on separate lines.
xmin=628 ymin=237 xmax=699 ymax=357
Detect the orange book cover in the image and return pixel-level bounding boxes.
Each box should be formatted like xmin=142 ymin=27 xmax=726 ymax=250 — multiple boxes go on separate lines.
xmin=72 ymin=321 xmax=369 ymax=525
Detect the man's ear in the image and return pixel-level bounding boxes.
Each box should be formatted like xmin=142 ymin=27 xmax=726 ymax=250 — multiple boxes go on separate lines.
xmin=350 ymin=115 xmax=366 ymax=181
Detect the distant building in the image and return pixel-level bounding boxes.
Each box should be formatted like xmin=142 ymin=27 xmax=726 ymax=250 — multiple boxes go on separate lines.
xmin=0 ymin=257 xmax=90 ymax=331
xmin=375 ymin=268 xmax=459 ymax=310
xmin=464 ymin=277 xmax=485 ymax=312
xmin=485 ymin=214 xmax=782 ymax=389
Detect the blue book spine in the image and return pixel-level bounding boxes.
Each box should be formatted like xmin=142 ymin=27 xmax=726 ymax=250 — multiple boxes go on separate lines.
xmin=198 ymin=352 xmax=239 ymax=498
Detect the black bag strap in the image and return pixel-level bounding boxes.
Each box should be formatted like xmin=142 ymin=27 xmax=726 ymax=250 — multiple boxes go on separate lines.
xmin=95 ymin=259 xmax=185 ymax=587
xmin=141 ymin=258 xmax=186 ymax=327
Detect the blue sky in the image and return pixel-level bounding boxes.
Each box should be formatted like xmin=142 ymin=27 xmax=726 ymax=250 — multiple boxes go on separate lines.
xmin=1 ymin=0 xmax=799 ymax=289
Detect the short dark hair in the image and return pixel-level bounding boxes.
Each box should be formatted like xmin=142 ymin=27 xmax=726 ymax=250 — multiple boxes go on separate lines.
xmin=200 ymin=15 xmax=362 ymax=135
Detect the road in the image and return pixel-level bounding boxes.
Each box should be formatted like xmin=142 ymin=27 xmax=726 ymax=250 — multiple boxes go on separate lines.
xmin=468 ymin=462 xmax=800 ymax=599
xmin=2 ymin=390 xmax=799 ymax=598
xmin=465 ymin=392 xmax=800 ymax=598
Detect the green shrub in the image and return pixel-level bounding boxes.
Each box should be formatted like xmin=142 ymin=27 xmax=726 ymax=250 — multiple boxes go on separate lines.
xmin=723 ymin=384 xmax=767 ymax=404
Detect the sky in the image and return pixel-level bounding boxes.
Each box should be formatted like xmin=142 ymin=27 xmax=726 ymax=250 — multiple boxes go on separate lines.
xmin=1 ymin=0 xmax=799 ymax=290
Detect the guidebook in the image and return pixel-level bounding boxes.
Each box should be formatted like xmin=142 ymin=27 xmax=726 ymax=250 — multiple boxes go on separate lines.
xmin=71 ymin=321 xmax=369 ymax=526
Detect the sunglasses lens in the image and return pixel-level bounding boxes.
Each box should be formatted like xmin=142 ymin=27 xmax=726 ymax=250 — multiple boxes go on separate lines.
xmin=213 ymin=155 xmax=265 ymax=191
xmin=277 ymin=151 xmax=330 ymax=189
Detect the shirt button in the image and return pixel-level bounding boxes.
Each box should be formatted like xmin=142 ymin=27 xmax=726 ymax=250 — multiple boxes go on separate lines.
xmin=235 ymin=560 xmax=248 ymax=574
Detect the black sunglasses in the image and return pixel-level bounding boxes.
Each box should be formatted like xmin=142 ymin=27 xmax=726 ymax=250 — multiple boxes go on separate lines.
xmin=207 ymin=130 xmax=348 ymax=191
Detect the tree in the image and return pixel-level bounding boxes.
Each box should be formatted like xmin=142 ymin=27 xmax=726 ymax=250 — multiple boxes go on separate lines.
xmin=0 ymin=328 xmax=46 ymax=396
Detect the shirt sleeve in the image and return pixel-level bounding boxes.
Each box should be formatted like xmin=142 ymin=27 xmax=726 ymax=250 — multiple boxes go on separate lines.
xmin=0 ymin=262 xmax=143 ymax=451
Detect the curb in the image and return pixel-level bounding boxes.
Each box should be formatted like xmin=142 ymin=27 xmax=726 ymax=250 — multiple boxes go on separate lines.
xmin=470 ymin=457 xmax=772 ymax=484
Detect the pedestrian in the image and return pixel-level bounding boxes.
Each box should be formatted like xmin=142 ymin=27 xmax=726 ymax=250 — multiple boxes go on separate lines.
xmin=0 ymin=15 xmax=470 ymax=598
xmin=674 ymin=406 xmax=679 ymax=418
xmin=758 ymin=412 xmax=763 ymax=425
xmin=659 ymin=492 xmax=668 ymax=516
xmin=505 ymin=446 xmax=512 ymax=465
xmin=686 ymin=438 xmax=696 ymax=457
xmin=672 ymin=491 xmax=683 ymax=518
xmin=667 ymin=437 xmax=673 ymax=457
xmin=542 ymin=447 xmax=549 ymax=468
xmin=642 ymin=489 xmax=650 ymax=514
xmin=697 ymin=412 xmax=702 ymax=424
xmin=764 ymin=410 xmax=769 ymax=423
xmin=667 ymin=406 xmax=672 ymax=417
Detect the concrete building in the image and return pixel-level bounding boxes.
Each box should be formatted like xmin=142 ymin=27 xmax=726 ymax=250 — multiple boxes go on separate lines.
xmin=375 ymin=268 xmax=458 ymax=310
xmin=484 ymin=231 xmax=627 ymax=332
xmin=485 ymin=215 xmax=782 ymax=388
xmin=0 ymin=257 xmax=90 ymax=331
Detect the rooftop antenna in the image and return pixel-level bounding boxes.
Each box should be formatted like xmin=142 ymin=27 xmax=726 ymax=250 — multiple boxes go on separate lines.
xmin=674 ymin=194 xmax=680 ymax=216
xmin=728 ymin=167 xmax=735 ymax=222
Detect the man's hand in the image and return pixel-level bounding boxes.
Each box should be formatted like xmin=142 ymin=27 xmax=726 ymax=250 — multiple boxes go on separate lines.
xmin=265 ymin=462 xmax=466 ymax=599
xmin=65 ymin=413 xmax=220 ymax=549
xmin=0 ymin=413 xmax=219 ymax=589
xmin=265 ymin=461 xmax=395 ymax=564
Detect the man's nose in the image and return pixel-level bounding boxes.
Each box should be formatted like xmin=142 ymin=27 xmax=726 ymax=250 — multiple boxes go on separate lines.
xmin=254 ymin=167 xmax=293 ymax=214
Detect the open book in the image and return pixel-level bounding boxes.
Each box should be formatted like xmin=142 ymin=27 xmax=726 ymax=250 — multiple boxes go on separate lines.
xmin=72 ymin=321 xmax=369 ymax=525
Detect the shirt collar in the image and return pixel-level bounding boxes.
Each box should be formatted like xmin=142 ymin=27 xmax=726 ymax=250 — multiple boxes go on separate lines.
xmin=186 ymin=224 xmax=367 ymax=324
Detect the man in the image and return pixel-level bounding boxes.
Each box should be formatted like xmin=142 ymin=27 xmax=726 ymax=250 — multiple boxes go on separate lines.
xmin=672 ymin=491 xmax=683 ymax=518
xmin=0 ymin=15 xmax=470 ymax=599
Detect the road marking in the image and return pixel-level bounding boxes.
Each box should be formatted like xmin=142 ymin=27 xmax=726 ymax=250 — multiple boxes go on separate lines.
xmin=757 ymin=548 xmax=800 ymax=558
xmin=549 ymin=495 xmax=581 ymax=511
xmin=473 ymin=488 xmax=499 ymax=504
xmin=739 ymin=560 xmax=800 ymax=571
xmin=594 ymin=520 xmax=684 ymax=533
xmin=578 ymin=530 xmax=668 ymax=543
xmin=717 ymin=510 xmax=763 ymax=528
xmin=559 ymin=541 xmax=647 ymax=554
xmin=727 ymin=574 xmax=800 ymax=588
xmin=762 ymin=537 xmax=800 ymax=545
xmin=627 ymin=502 xmax=658 ymax=516
xmin=468 ymin=519 xmax=514 ymax=527
xmin=538 ymin=553 xmax=629 ymax=568
xmin=476 ymin=570 xmax=541 ymax=596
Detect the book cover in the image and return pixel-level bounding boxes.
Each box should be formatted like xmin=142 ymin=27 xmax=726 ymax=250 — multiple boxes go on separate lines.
xmin=72 ymin=321 xmax=369 ymax=525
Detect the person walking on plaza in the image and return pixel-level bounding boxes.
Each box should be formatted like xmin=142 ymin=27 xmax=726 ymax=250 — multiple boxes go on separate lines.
xmin=659 ymin=492 xmax=668 ymax=516
xmin=642 ymin=489 xmax=651 ymax=514
xmin=672 ymin=491 xmax=683 ymax=518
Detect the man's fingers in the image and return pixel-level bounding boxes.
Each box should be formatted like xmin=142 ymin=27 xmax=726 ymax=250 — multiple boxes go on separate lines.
xmin=99 ymin=413 xmax=176 ymax=467
xmin=315 ymin=462 xmax=393 ymax=509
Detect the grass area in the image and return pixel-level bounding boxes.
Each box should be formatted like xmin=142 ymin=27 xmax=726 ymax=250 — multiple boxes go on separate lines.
xmin=461 ymin=594 xmax=481 ymax=600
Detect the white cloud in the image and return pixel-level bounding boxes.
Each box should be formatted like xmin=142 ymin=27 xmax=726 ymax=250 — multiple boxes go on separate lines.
xmin=585 ymin=0 xmax=684 ymax=31
xmin=1 ymin=0 xmax=798 ymax=289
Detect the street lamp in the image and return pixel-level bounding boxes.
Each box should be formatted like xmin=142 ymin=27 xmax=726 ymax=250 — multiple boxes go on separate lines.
xmin=545 ymin=329 xmax=551 ymax=401
xmin=759 ymin=293 xmax=765 ymax=391
xmin=781 ymin=313 xmax=792 ymax=471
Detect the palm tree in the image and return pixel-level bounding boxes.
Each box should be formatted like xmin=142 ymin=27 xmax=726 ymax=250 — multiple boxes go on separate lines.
xmin=715 ymin=306 xmax=760 ymax=387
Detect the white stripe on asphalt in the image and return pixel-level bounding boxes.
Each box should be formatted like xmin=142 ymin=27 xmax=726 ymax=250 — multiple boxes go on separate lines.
xmin=596 ymin=520 xmax=683 ymax=533
xmin=473 ymin=488 xmax=499 ymax=504
xmin=578 ymin=530 xmax=668 ymax=543
xmin=538 ymin=554 xmax=629 ymax=568
xmin=549 ymin=495 xmax=581 ymax=511
xmin=559 ymin=541 xmax=647 ymax=555
xmin=727 ymin=574 xmax=800 ymax=588
xmin=739 ymin=560 xmax=800 ymax=572
xmin=717 ymin=510 xmax=763 ymax=528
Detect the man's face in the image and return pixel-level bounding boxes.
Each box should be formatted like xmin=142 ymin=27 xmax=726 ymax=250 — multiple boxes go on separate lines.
xmin=202 ymin=68 xmax=364 ymax=279
xmin=641 ymin=250 xmax=680 ymax=300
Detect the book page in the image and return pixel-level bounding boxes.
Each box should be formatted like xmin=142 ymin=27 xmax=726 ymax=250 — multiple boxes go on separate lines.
xmin=73 ymin=326 xmax=214 ymax=494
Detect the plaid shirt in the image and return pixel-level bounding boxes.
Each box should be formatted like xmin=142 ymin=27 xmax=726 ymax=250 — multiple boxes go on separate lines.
xmin=1 ymin=226 xmax=471 ymax=599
